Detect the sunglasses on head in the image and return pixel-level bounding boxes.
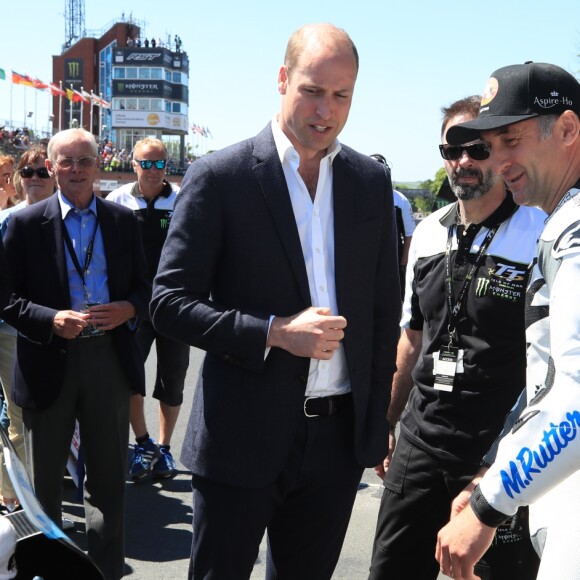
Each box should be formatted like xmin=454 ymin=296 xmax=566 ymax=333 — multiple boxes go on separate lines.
xmin=439 ymin=143 xmax=490 ymax=161
xmin=20 ymin=166 xmax=51 ymax=179
xmin=135 ymin=159 xmax=167 ymax=170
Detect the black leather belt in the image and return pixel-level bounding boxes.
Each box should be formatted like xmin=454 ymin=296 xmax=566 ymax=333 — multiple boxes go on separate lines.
xmin=303 ymin=393 xmax=352 ymax=417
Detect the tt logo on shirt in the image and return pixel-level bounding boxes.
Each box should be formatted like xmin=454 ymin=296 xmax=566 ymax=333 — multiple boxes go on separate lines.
xmin=494 ymin=263 xmax=526 ymax=281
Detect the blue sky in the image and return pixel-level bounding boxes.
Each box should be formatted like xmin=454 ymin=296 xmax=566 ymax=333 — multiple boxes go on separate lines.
xmin=1 ymin=0 xmax=579 ymax=182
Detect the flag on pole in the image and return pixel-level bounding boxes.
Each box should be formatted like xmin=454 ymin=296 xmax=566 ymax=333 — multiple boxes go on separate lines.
xmin=32 ymin=78 xmax=48 ymax=90
xmin=66 ymin=88 xmax=89 ymax=103
xmin=92 ymin=94 xmax=111 ymax=109
xmin=82 ymin=89 xmax=92 ymax=100
xmin=11 ymin=71 xmax=34 ymax=87
xmin=48 ymin=82 xmax=67 ymax=96
xmin=0 ymin=69 xmax=5 ymax=81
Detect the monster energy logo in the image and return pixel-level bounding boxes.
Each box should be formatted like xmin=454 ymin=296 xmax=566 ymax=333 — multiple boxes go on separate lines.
xmin=67 ymin=60 xmax=81 ymax=78
xmin=160 ymin=218 xmax=169 ymax=229
xmin=476 ymin=277 xmax=490 ymax=297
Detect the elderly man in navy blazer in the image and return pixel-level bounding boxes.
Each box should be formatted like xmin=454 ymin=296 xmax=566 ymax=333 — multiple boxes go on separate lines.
xmin=3 ymin=128 xmax=149 ymax=580
xmin=152 ymin=23 xmax=400 ymax=579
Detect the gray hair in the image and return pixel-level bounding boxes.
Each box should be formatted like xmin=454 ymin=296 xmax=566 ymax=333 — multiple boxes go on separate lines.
xmin=536 ymin=115 xmax=559 ymax=140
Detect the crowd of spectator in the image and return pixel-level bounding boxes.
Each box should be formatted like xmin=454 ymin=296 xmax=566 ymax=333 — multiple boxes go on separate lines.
xmin=0 ymin=127 xmax=42 ymax=152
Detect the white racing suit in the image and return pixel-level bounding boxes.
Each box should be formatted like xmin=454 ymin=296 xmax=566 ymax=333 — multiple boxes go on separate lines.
xmin=472 ymin=187 xmax=580 ymax=580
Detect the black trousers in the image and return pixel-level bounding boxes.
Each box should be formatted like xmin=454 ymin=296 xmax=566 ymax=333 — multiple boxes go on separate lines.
xmin=188 ymin=399 xmax=363 ymax=580
xmin=23 ymin=334 xmax=130 ymax=580
xmin=369 ymin=434 xmax=538 ymax=580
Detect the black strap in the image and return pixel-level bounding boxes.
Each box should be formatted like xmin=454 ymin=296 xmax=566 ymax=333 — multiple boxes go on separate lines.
xmin=62 ymin=212 xmax=99 ymax=302
xmin=445 ymin=222 xmax=499 ymax=346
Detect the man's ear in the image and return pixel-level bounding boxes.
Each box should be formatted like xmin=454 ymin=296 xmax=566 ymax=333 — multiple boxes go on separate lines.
xmin=278 ymin=65 xmax=288 ymax=96
xmin=558 ymin=110 xmax=580 ymax=146
xmin=45 ymin=158 xmax=54 ymax=176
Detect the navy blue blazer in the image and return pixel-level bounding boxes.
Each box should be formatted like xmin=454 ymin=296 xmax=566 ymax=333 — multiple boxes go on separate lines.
xmin=3 ymin=193 xmax=150 ymax=411
xmin=151 ymin=124 xmax=400 ymax=487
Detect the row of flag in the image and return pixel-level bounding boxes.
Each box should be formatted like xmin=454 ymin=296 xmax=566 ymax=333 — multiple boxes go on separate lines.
xmin=191 ymin=123 xmax=213 ymax=138
xmin=1 ymin=68 xmax=111 ymax=108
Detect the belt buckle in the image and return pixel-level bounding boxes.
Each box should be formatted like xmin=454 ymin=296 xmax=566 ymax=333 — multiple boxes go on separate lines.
xmin=304 ymin=396 xmax=320 ymax=418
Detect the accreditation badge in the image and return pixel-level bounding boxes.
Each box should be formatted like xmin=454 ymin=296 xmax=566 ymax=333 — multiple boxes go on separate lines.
xmin=433 ymin=347 xmax=464 ymax=392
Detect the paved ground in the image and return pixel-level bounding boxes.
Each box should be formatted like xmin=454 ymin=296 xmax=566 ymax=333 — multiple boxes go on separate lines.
xmin=62 ymin=346 xmax=449 ymax=579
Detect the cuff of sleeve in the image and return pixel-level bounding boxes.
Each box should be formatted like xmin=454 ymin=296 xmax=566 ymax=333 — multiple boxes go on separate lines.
xmin=264 ymin=315 xmax=275 ymax=360
xmin=469 ymin=484 xmax=511 ymax=528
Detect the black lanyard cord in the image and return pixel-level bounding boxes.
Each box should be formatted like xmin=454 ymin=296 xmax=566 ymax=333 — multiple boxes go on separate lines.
xmin=445 ymin=223 xmax=499 ymax=346
xmin=62 ymin=214 xmax=100 ymax=301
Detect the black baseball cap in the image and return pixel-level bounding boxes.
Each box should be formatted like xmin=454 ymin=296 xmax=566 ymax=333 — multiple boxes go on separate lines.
xmin=446 ymin=62 xmax=580 ymax=145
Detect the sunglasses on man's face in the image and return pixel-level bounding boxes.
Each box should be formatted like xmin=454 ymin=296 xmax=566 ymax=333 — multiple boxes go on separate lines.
xmin=20 ymin=166 xmax=51 ymax=179
xmin=135 ymin=159 xmax=167 ymax=170
xmin=439 ymin=143 xmax=491 ymax=161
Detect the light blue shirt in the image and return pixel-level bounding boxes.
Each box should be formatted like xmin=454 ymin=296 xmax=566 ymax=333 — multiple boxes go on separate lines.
xmin=0 ymin=201 xmax=27 ymax=240
xmin=58 ymin=191 xmax=110 ymax=312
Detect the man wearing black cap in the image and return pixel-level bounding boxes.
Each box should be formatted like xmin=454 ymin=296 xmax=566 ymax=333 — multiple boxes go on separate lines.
xmin=437 ymin=62 xmax=580 ymax=580
xmin=368 ymin=96 xmax=544 ymax=580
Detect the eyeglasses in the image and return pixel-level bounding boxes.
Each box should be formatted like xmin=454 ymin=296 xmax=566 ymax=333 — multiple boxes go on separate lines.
xmin=439 ymin=143 xmax=490 ymax=161
xmin=54 ymin=156 xmax=97 ymax=169
xmin=20 ymin=166 xmax=51 ymax=179
xmin=135 ymin=159 xmax=167 ymax=170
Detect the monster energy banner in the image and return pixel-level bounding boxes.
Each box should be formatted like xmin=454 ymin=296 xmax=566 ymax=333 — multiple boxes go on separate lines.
xmin=64 ymin=59 xmax=83 ymax=85
xmin=112 ymin=80 xmax=188 ymax=101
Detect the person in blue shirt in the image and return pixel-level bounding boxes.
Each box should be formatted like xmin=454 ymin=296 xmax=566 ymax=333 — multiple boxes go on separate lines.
xmin=2 ymin=128 xmax=149 ymax=580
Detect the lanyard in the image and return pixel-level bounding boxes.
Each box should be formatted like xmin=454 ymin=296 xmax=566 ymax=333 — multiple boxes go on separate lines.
xmin=445 ymin=222 xmax=499 ymax=346
xmin=62 ymin=214 xmax=100 ymax=303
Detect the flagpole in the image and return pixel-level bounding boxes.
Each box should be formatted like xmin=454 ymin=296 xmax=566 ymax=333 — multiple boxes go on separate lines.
xmin=89 ymin=91 xmax=94 ymax=135
xmin=9 ymin=79 xmax=13 ymax=130
xmin=69 ymin=85 xmax=73 ymax=128
xmin=59 ymin=81 xmax=63 ymax=132
xmin=99 ymin=93 xmax=103 ymax=142
xmin=47 ymin=87 xmax=51 ymax=136
xmin=34 ymin=89 xmax=38 ymax=135
xmin=80 ymin=87 xmax=84 ymax=129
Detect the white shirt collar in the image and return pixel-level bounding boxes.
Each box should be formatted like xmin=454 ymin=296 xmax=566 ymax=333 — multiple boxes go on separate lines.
xmin=271 ymin=115 xmax=342 ymax=166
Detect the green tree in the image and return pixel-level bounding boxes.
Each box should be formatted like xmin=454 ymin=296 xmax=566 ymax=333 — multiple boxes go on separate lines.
xmin=429 ymin=167 xmax=447 ymax=195
xmin=413 ymin=196 xmax=434 ymax=214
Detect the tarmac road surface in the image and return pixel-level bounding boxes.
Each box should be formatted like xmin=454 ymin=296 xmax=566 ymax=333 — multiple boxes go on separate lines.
xmin=63 ymin=345 xmax=449 ymax=579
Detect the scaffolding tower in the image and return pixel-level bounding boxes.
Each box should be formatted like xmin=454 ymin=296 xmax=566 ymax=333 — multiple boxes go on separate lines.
xmin=64 ymin=0 xmax=86 ymax=50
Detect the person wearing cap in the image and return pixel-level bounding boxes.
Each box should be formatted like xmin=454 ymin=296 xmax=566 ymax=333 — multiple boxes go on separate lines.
xmin=436 ymin=62 xmax=580 ymax=580
xmin=368 ymin=95 xmax=545 ymax=580
xmin=107 ymin=137 xmax=189 ymax=482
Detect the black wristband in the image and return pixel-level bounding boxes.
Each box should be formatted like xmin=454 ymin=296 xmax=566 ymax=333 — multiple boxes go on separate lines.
xmin=469 ymin=484 xmax=512 ymax=528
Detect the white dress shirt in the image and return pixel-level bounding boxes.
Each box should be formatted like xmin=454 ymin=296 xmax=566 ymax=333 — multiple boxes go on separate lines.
xmin=271 ymin=117 xmax=350 ymax=397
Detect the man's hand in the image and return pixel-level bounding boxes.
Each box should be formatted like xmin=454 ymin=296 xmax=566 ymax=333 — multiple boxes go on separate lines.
xmin=267 ymin=306 xmax=347 ymax=359
xmin=374 ymin=428 xmax=397 ymax=480
xmin=436 ymin=504 xmax=495 ymax=580
xmin=86 ymin=301 xmax=137 ymax=331
xmin=52 ymin=310 xmax=90 ymax=339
